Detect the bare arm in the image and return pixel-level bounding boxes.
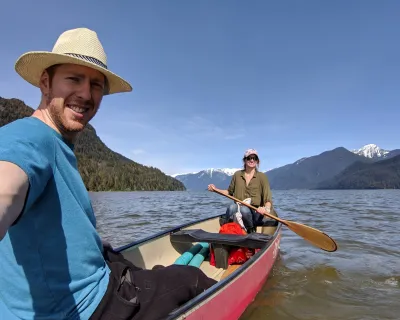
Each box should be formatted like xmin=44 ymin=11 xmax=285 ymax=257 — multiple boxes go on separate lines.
xmin=217 ymin=189 xmax=229 ymax=195
xmin=0 ymin=161 xmax=29 ymax=240
xmin=207 ymin=184 xmax=229 ymax=195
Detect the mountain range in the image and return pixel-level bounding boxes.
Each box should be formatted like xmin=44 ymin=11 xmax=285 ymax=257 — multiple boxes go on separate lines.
xmin=2 ymin=97 xmax=398 ymax=191
xmin=172 ymin=144 xmax=400 ymax=190
xmin=316 ymin=153 xmax=400 ymax=189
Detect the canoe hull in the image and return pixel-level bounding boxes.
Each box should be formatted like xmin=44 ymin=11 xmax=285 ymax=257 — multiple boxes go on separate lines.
xmin=117 ymin=214 xmax=282 ymax=320
xmin=172 ymin=229 xmax=281 ymax=320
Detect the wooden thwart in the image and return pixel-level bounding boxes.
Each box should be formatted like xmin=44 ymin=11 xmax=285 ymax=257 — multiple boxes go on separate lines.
xmin=221 ymin=264 xmax=241 ymax=280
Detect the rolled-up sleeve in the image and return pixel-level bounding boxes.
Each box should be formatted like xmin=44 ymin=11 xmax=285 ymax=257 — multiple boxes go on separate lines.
xmin=227 ymin=174 xmax=236 ymax=196
xmin=262 ymin=174 xmax=272 ymax=205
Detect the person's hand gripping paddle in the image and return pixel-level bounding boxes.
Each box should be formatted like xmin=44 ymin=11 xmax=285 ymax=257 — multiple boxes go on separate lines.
xmin=211 ymin=188 xmax=338 ymax=252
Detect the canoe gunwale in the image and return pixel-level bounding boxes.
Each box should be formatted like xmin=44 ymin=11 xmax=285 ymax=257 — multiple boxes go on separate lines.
xmin=114 ymin=213 xmax=282 ymax=320
xmin=115 ymin=213 xmax=224 ymax=253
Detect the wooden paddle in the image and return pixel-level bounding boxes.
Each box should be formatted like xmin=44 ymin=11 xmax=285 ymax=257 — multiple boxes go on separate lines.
xmin=211 ymin=188 xmax=338 ymax=252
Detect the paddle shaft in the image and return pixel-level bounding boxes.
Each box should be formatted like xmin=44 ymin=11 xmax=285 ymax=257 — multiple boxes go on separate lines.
xmin=212 ymin=187 xmax=338 ymax=252
xmin=212 ymin=188 xmax=287 ymax=226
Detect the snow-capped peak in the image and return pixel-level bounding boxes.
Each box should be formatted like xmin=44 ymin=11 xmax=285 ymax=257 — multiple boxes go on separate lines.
xmin=171 ymin=168 xmax=240 ymax=178
xmin=352 ymin=144 xmax=389 ymax=159
xmin=200 ymin=168 xmax=240 ymax=177
xmin=215 ymin=168 xmax=241 ymax=176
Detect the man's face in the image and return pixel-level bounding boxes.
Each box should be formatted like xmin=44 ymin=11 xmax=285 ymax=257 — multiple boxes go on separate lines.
xmin=40 ymin=63 xmax=106 ymax=137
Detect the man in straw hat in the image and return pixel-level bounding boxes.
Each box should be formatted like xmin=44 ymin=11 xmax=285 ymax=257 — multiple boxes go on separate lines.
xmin=0 ymin=28 xmax=216 ymax=320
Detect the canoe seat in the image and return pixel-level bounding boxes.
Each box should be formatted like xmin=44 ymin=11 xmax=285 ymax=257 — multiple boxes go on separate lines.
xmin=170 ymin=229 xmax=272 ymax=249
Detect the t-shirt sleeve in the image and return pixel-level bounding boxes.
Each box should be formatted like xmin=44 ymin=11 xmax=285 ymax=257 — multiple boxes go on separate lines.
xmin=0 ymin=133 xmax=54 ymax=211
xmin=227 ymin=173 xmax=236 ymax=196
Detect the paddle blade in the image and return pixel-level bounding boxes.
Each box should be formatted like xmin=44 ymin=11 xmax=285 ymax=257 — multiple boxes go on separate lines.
xmin=285 ymin=221 xmax=338 ymax=252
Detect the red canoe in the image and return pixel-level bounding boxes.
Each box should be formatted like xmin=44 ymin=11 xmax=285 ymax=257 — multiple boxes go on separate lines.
xmin=117 ymin=213 xmax=282 ymax=320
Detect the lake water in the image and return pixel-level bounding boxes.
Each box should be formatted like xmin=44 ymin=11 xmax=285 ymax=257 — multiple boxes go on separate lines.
xmin=90 ymin=190 xmax=400 ymax=320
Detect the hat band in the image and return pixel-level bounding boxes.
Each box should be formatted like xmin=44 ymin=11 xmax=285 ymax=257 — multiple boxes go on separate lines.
xmin=64 ymin=53 xmax=108 ymax=69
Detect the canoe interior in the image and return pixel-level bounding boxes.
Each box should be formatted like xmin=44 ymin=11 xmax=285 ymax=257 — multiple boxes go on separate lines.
xmin=118 ymin=214 xmax=278 ymax=283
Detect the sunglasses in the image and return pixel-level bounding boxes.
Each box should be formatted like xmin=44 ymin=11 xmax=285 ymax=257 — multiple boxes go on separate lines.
xmin=245 ymin=155 xmax=258 ymax=161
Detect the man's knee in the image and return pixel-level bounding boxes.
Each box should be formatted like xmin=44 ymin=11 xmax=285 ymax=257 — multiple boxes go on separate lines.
xmin=184 ymin=266 xmax=217 ymax=293
xmin=169 ymin=265 xmax=217 ymax=294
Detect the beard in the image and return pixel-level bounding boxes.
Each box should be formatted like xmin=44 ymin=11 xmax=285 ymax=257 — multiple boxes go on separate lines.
xmin=46 ymin=91 xmax=96 ymax=137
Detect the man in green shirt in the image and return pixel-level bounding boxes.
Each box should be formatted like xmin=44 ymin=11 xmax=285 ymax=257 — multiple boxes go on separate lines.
xmin=208 ymin=149 xmax=275 ymax=233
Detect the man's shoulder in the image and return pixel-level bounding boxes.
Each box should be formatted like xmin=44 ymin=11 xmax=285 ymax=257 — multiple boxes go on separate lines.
xmin=0 ymin=117 xmax=55 ymax=145
xmin=1 ymin=116 xmax=45 ymax=133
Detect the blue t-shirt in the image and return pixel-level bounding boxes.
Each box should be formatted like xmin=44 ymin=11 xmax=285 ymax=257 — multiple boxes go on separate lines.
xmin=0 ymin=117 xmax=110 ymax=320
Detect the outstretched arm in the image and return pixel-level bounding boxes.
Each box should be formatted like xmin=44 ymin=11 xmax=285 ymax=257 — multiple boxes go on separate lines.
xmin=0 ymin=161 xmax=29 ymax=240
xmin=207 ymin=184 xmax=229 ymax=195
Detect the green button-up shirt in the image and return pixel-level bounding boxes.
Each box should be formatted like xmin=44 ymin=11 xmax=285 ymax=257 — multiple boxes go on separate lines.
xmin=227 ymin=170 xmax=272 ymax=207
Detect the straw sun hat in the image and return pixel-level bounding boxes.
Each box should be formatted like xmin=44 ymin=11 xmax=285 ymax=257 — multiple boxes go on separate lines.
xmin=14 ymin=27 xmax=132 ymax=95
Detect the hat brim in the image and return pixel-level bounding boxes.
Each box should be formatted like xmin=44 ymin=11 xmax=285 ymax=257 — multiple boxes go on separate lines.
xmin=244 ymin=153 xmax=258 ymax=158
xmin=15 ymin=51 xmax=132 ymax=95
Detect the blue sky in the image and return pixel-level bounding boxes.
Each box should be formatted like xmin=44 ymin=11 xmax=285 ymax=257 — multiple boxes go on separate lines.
xmin=1 ymin=0 xmax=399 ymax=175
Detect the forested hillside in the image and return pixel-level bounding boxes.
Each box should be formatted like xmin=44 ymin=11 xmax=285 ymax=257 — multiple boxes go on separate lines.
xmin=316 ymin=155 xmax=400 ymax=189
